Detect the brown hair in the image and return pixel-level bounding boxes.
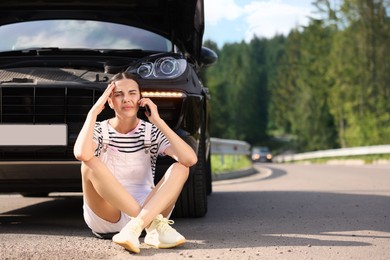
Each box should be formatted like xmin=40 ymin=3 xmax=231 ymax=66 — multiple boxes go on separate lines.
xmin=109 ymin=72 xmax=143 ymax=97
xmin=109 ymin=72 xmax=141 ymax=85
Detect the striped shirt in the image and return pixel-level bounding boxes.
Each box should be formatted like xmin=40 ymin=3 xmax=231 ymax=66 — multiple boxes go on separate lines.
xmin=93 ymin=119 xmax=170 ymax=177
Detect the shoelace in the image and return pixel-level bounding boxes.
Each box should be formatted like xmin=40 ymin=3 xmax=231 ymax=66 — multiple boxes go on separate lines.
xmin=156 ymin=218 xmax=175 ymax=234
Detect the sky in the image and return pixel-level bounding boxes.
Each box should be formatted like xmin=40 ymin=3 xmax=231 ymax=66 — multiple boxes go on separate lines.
xmin=204 ymin=0 xmax=319 ymax=47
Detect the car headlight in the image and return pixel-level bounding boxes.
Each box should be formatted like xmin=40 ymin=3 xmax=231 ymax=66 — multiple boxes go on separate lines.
xmin=132 ymin=57 xmax=187 ymax=79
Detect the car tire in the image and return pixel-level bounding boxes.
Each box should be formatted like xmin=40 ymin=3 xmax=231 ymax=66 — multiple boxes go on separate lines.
xmin=205 ymin=151 xmax=212 ymax=195
xmin=173 ymin=132 xmax=208 ymax=218
xmin=154 ymin=135 xmax=208 ymax=218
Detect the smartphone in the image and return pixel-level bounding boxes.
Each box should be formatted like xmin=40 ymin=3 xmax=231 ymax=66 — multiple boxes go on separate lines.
xmin=145 ymin=105 xmax=151 ymax=116
xmin=140 ymin=104 xmax=151 ymax=116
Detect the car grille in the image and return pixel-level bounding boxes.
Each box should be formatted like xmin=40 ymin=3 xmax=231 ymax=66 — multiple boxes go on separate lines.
xmin=0 ymin=86 xmax=185 ymax=161
xmin=0 ymin=86 xmax=113 ymax=160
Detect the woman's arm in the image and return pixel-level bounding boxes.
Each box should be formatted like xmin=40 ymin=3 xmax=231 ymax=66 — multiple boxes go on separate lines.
xmin=139 ymin=98 xmax=197 ymax=167
xmin=74 ymin=83 xmax=115 ymax=162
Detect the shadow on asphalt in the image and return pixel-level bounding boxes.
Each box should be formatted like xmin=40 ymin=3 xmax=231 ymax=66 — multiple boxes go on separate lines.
xmin=1 ymin=166 xmax=390 ymax=250
xmin=178 ymin=189 xmax=390 ymax=249
xmin=179 ymin=166 xmax=390 ymax=249
xmin=0 ymin=195 xmax=89 ymax=237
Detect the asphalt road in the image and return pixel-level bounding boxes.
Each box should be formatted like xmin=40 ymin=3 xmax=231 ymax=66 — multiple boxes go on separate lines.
xmin=1 ymin=163 xmax=390 ymax=259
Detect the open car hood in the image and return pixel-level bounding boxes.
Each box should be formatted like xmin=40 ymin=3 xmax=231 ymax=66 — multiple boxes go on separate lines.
xmin=0 ymin=0 xmax=204 ymax=61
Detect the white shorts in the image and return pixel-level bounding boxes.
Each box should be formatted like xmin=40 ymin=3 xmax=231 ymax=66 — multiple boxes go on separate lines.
xmin=83 ymin=202 xmax=131 ymax=234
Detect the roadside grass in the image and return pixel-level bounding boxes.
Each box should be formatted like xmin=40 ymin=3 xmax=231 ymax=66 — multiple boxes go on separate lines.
xmin=211 ymin=154 xmax=252 ymax=174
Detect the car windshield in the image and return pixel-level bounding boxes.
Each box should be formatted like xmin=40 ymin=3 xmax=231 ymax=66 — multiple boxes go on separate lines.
xmin=253 ymin=147 xmax=269 ymax=153
xmin=0 ymin=20 xmax=172 ymax=52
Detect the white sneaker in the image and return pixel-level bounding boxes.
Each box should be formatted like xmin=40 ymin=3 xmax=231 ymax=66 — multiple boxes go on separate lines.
xmin=145 ymin=214 xmax=186 ymax=249
xmin=112 ymin=217 xmax=144 ymax=254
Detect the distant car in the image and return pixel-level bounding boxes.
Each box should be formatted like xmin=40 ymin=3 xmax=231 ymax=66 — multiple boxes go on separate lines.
xmin=251 ymin=146 xmax=273 ymax=162
xmin=0 ymin=0 xmax=217 ymax=217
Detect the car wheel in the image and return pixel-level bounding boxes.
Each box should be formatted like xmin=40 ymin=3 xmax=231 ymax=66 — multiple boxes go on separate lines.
xmin=173 ymin=133 xmax=208 ymax=218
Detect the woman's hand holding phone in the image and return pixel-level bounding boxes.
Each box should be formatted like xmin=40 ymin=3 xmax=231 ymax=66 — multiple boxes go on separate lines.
xmin=139 ymin=98 xmax=155 ymax=119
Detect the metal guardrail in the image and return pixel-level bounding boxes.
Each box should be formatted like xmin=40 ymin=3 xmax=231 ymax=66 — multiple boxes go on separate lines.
xmin=273 ymin=144 xmax=390 ymax=162
xmin=210 ymin=137 xmax=255 ymax=180
xmin=210 ymin=137 xmax=251 ymax=155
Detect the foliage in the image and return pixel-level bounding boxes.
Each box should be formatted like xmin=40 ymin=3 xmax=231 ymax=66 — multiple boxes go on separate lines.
xmin=202 ymin=0 xmax=390 ymax=153
xmin=211 ymin=154 xmax=252 ymax=174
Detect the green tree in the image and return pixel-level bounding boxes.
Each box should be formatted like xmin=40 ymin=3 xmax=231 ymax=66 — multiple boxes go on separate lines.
xmin=236 ymin=37 xmax=269 ymax=144
xmin=204 ymin=40 xmax=270 ymax=143
xmin=328 ymin=0 xmax=390 ymax=146
xmin=270 ymin=19 xmax=338 ymax=152
xmin=203 ymin=0 xmax=390 ymax=152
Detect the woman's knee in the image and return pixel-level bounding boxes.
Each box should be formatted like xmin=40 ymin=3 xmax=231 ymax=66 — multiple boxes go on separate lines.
xmin=169 ymin=162 xmax=189 ymax=181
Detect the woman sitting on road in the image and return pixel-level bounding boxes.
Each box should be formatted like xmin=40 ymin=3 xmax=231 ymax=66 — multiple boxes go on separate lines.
xmin=73 ymin=72 xmax=197 ymax=253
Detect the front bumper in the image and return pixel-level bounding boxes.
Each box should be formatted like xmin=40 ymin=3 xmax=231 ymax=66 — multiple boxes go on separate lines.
xmin=0 ymin=161 xmax=81 ymax=193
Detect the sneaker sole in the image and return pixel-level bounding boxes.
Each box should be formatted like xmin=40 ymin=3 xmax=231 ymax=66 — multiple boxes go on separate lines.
xmin=113 ymin=240 xmax=140 ymax=254
xmin=146 ymin=238 xmax=186 ymax=249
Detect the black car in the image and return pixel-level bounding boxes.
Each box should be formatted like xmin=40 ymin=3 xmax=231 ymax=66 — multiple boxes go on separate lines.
xmin=251 ymin=146 xmax=273 ymax=163
xmin=0 ymin=0 xmax=217 ymax=217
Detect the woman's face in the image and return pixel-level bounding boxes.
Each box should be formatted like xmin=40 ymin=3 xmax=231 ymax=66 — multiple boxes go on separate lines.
xmin=108 ymin=78 xmax=141 ymax=118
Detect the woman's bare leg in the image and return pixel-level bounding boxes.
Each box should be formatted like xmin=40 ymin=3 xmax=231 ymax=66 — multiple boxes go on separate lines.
xmin=111 ymin=162 xmax=189 ymax=253
xmin=137 ymin=162 xmax=189 ymax=226
xmin=82 ymin=157 xmax=142 ymax=222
